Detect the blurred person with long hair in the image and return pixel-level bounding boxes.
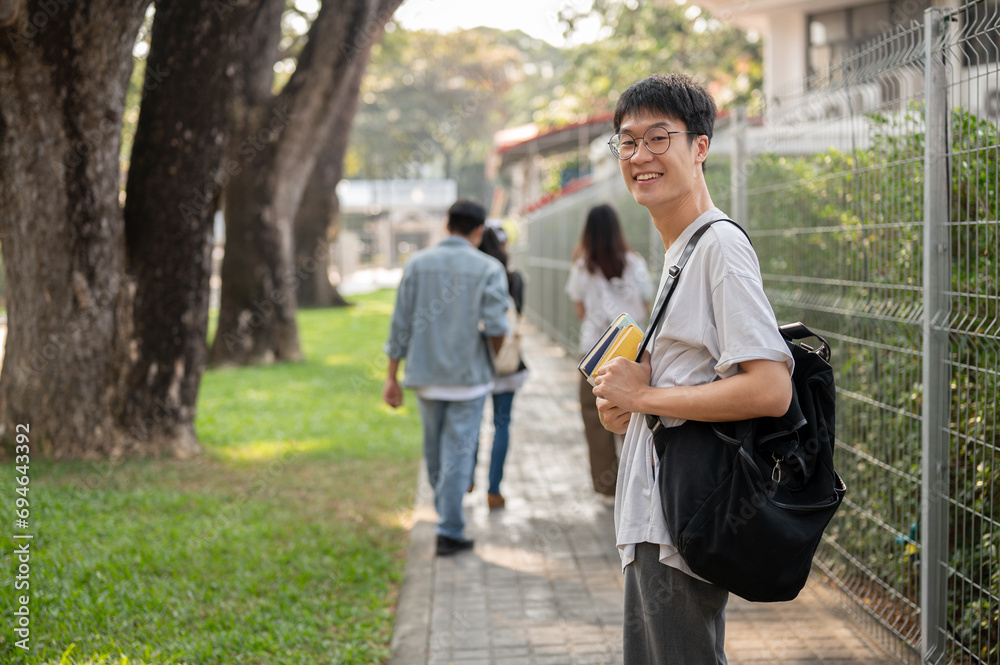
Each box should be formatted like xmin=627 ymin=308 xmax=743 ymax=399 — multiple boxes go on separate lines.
xmin=472 ymin=221 xmax=528 ymax=510
xmin=565 ymin=204 xmax=653 ymax=502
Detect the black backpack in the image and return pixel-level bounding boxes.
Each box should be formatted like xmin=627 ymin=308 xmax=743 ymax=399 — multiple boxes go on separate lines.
xmin=641 ymin=218 xmax=846 ymax=602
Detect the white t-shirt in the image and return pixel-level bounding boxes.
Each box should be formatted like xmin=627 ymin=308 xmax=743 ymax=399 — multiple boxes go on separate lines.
xmin=416 ymin=384 xmax=493 ymax=401
xmin=613 ymin=209 xmax=794 ymax=578
xmin=565 ymin=252 xmax=654 ymax=355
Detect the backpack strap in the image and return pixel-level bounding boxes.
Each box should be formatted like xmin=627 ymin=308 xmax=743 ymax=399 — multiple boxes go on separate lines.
xmin=635 ymin=218 xmax=739 ymax=361
xmin=640 ymin=217 xmax=747 ymax=434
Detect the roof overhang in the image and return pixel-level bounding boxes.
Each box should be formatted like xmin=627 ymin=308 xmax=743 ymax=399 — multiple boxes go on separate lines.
xmin=696 ymin=0 xmax=893 ymax=32
xmin=493 ymin=114 xmax=614 ymax=164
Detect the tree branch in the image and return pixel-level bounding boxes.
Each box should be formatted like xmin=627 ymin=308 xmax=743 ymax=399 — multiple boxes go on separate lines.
xmin=269 ymin=0 xmax=399 ymax=193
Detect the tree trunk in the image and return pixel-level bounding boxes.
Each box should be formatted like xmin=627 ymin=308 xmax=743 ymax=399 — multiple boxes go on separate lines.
xmin=0 ymin=1 xmax=151 ymax=458
xmin=208 ymin=0 xmax=294 ymax=365
xmin=209 ymin=0 xmax=402 ymax=365
xmin=293 ymin=163 xmax=351 ymax=309
xmin=212 ymin=135 xmax=302 ymax=364
xmin=293 ymin=57 xmax=369 ymax=309
xmin=120 ymin=0 xmax=262 ymax=457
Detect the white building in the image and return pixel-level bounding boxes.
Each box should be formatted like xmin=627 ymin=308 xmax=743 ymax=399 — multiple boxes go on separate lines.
xmin=334 ymin=179 xmax=457 ymax=271
xmin=696 ymin=0 xmax=998 ymax=119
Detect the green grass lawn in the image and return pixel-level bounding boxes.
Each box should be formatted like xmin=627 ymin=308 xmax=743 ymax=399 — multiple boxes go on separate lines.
xmin=0 ymin=289 xmax=423 ymax=665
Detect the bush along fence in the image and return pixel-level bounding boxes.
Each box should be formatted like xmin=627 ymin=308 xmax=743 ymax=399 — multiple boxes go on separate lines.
xmin=516 ymin=4 xmax=998 ymax=664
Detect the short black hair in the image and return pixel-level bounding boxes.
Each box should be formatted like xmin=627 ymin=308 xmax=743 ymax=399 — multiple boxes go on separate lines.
xmin=613 ymin=73 xmax=717 ymax=143
xmin=447 ymin=199 xmax=487 ymax=236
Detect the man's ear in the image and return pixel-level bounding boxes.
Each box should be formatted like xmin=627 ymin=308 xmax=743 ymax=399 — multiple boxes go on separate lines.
xmin=695 ymin=134 xmax=710 ymax=164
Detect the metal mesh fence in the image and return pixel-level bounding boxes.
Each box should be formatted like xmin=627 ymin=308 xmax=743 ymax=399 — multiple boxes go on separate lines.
xmin=751 ymin=6 xmax=999 ymax=663
xmin=514 ymin=3 xmax=998 ymax=663
xmin=751 ymin=18 xmax=929 ymax=663
xmin=935 ymin=3 xmax=1000 ymax=663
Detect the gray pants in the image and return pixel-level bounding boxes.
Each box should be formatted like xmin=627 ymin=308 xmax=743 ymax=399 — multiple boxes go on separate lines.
xmin=623 ymin=542 xmax=729 ymax=664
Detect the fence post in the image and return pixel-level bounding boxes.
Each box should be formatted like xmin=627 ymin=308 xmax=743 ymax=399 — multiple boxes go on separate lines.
xmin=731 ymin=106 xmax=748 ymax=226
xmin=921 ymin=7 xmax=951 ymax=665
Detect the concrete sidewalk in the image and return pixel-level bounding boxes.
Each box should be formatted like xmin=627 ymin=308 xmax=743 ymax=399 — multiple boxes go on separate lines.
xmin=389 ymin=322 xmax=894 ymax=665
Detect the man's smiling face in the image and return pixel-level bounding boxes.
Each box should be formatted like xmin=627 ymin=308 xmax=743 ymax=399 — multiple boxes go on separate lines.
xmin=615 ymin=110 xmax=707 ymax=216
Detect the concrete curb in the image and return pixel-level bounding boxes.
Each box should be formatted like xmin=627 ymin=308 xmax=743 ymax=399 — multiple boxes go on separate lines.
xmin=389 ymin=469 xmax=436 ymax=665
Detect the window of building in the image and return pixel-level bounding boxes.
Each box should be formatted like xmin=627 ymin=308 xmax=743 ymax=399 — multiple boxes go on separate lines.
xmin=808 ymin=1 xmax=932 ymax=78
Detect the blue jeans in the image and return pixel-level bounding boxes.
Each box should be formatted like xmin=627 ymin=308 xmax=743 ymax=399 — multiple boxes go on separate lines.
xmin=417 ymin=395 xmax=487 ymax=540
xmin=488 ymin=392 xmax=515 ymax=494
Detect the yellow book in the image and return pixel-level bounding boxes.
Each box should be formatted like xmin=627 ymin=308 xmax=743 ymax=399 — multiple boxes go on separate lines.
xmin=578 ymin=313 xmax=644 ymax=386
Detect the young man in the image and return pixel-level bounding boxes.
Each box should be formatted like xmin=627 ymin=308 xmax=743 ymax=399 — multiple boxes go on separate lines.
xmin=592 ymin=74 xmax=794 ymax=663
xmin=383 ymin=199 xmax=509 ymax=556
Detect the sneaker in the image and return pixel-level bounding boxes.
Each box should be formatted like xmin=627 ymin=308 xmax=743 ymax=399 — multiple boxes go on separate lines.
xmin=436 ymin=534 xmax=474 ymax=556
xmin=487 ymin=493 xmax=505 ymax=510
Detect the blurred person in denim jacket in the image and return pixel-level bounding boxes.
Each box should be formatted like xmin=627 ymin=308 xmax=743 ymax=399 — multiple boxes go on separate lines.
xmin=383 ymin=199 xmax=509 ymax=556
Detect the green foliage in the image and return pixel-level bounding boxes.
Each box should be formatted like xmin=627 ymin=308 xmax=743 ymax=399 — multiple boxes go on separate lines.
xmin=272 ymin=0 xmax=323 ymax=94
xmin=348 ymin=9 xmax=763 ymax=194
xmin=541 ymin=0 xmax=763 ymax=125
xmin=348 ymin=26 xmax=540 ymax=187
xmin=540 ymin=154 xmax=582 ymax=194
xmin=0 ymin=290 xmax=422 ymax=665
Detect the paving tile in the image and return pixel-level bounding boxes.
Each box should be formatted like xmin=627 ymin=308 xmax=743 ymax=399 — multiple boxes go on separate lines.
xmin=492 ymin=645 xmax=530 ymax=656
xmin=426 ymin=655 xmax=452 ymax=665
xmin=388 ymin=324 xmax=904 ymax=665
